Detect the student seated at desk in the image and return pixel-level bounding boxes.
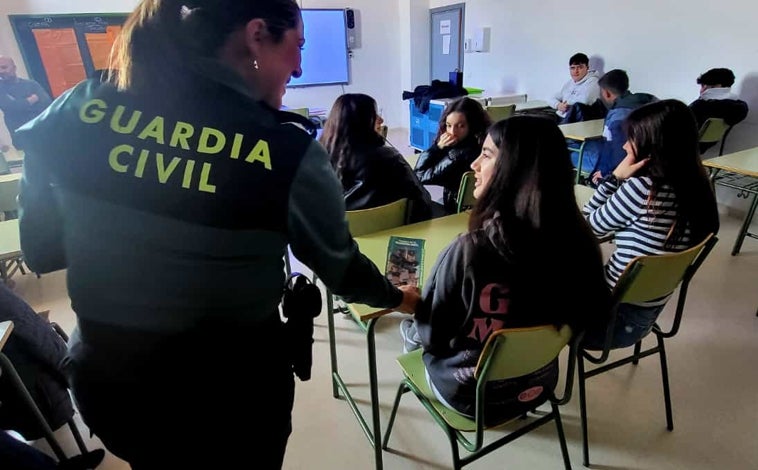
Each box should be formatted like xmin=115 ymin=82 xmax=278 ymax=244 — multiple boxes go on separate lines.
xmin=320 ymin=93 xmax=432 ymax=222
xmin=577 ymin=69 xmax=657 ymax=184
xmin=550 ymin=52 xmax=601 ymax=123
xmin=401 ymin=116 xmax=608 ymax=422
xmin=414 ymin=97 xmax=491 ymax=214
xmin=582 ymin=100 xmax=719 ymax=349
xmin=689 ymin=67 xmax=748 ymax=153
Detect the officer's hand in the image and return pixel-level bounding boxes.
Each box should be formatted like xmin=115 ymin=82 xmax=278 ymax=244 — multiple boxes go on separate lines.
xmin=395 ymin=285 xmax=421 ymax=314
xmin=26 ymin=94 xmax=39 ymax=105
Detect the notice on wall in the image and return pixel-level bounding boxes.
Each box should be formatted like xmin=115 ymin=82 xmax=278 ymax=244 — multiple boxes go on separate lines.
xmin=440 ymin=19 xmax=451 ymax=35
xmin=442 ymin=34 xmax=451 ymax=55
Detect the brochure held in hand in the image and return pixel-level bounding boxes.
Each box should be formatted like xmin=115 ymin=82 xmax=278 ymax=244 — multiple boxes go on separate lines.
xmin=385 ymin=236 xmax=425 ymax=288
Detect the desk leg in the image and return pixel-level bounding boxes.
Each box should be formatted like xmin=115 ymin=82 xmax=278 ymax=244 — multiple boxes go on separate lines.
xmin=569 ymin=141 xmax=587 ymax=185
xmin=732 ymin=192 xmax=758 ymax=256
xmin=326 ymin=290 xmax=340 ymax=398
xmin=366 ymin=318 xmax=383 ymax=470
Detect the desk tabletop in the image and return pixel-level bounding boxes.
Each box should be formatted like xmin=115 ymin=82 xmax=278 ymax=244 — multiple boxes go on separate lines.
xmin=0 ymin=320 xmax=13 ymax=351
xmin=0 ymin=219 xmax=21 ymax=260
xmin=1 ymin=148 xmax=24 ymax=163
xmin=349 ymin=212 xmax=470 ymax=320
xmin=0 ymin=173 xmax=21 ymax=183
xmin=703 ymin=148 xmax=758 ymax=177
xmin=516 ymin=100 xmax=550 ymax=111
xmin=559 ymin=119 xmax=604 ymax=141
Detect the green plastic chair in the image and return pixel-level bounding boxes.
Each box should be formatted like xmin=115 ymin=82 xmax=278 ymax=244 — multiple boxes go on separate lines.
xmin=345 ymin=198 xmax=408 ymax=237
xmin=383 ymin=324 xmax=578 ymax=470
xmin=578 ymin=233 xmax=718 ymax=467
xmin=0 ymin=152 xmax=11 ymax=176
xmin=0 ymin=321 xmax=99 ymax=463
xmin=0 ymin=175 xmax=21 ymax=220
xmin=485 ymin=104 xmax=516 ymax=122
xmin=456 ymin=171 xmax=477 ymax=213
xmin=327 ymin=198 xmax=410 ymax=324
xmin=698 ymin=117 xmax=732 ymax=156
xmin=288 ymin=107 xmax=310 ymax=118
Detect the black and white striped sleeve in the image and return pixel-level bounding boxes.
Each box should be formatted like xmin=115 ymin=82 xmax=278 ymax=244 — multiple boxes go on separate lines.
xmin=584 ymin=178 xmax=649 ymax=238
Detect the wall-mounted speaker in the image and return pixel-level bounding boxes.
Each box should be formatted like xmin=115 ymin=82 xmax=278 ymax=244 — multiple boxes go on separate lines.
xmin=345 ymin=8 xmax=360 ymax=49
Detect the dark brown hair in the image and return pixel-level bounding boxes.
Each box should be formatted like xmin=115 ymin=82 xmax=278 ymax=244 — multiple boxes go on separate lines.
xmin=433 ymin=97 xmax=491 ymax=146
xmin=625 ymin=99 xmax=720 ymax=247
xmin=319 ymin=93 xmax=384 ymax=180
xmin=110 ymin=0 xmax=300 ymax=91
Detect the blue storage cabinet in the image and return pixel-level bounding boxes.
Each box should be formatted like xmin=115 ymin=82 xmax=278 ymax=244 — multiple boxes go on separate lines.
xmin=409 ymin=100 xmax=445 ymax=151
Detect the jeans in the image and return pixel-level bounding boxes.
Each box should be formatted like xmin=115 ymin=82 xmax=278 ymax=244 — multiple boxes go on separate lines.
xmin=584 ymin=303 xmax=665 ymax=350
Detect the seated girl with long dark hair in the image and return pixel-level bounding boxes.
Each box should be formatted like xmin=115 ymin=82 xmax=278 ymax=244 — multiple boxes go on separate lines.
xmin=582 ymin=99 xmax=719 ymax=349
xmin=401 ymin=116 xmax=609 ymax=421
xmin=320 ymin=93 xmax=433 ymax=222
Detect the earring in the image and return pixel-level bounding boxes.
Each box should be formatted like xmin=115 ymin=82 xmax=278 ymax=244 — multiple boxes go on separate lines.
xmin=253 ymin=59 xmax=259 ymax=70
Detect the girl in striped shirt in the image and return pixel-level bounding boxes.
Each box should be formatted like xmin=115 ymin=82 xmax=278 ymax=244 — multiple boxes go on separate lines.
xmin=582 ymin=99 xmax=719 ymax=349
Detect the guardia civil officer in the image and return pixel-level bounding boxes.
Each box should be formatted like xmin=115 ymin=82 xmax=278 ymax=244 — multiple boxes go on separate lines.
xmin=16 ymin=1 xmax=419 ymax=468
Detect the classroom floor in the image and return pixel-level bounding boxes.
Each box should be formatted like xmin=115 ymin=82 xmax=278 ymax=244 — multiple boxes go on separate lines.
xmin=11 ymin=129 xmax=758 ymax=469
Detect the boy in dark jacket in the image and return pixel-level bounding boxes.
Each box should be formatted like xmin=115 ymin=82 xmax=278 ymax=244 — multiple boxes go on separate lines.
xmin=574 ymin=69 xmax=657 ymax=184
xmin=689 ymin=68 xmax=748 ymax=153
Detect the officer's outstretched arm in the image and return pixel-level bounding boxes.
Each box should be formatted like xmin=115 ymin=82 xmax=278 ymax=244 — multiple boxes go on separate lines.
xmin=287 ymin=141 xmax=402 ymax=309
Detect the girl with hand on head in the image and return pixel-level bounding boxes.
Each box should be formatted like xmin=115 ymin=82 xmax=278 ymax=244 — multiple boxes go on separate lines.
xmin=414 ymin=97 xmax=491 ymax=214
xmin=402 ymin=116 xmax=608 ymax=421
xmin=582 ymin=99 xmax=719 ymax=349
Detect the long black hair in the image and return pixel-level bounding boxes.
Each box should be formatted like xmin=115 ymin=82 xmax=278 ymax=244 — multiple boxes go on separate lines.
xmin=468 ymin=115 xmax=608 ymax=329
xmin=625 ymin=99 xmax=720 ymax=247
xmin=469 ymin=116 xmax=594 ymax=258
xmin=111 ymin=0 xmax=301 ymax=91
xmin=319 ymin=93 xmax=384 ymax=181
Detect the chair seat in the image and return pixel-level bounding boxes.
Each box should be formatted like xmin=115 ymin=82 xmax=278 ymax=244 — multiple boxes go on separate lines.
xmin=398 ymin=349 xmax=533 ymax=432
xmin=398 ymin=349 xmax=478 ymax=431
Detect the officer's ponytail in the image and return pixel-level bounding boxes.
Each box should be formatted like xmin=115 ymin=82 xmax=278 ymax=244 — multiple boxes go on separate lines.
xmin=110 ymin=0 xmax=300 ymax=92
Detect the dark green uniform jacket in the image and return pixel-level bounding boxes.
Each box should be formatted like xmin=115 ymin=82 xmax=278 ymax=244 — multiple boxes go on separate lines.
xmin=16 ymin=61 xmax=401 ymax=335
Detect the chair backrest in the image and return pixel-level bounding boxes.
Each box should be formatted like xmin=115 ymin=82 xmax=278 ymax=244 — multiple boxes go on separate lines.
xmin=0 ymin=153 xmax=10 ymax=176
xmin=698 ymin=118 xmax=730 ymax=145
xmin=0 ymin=175 xmax=21 ymax=213
xmin=345 ymin=198 xmax=408 ymax=237
xmin=476 ymin=324 xmax=573 ymax=382
xmin=613 ymin=233 xmax=717 ymax=305
xmin=485 ymin=104 xmax=516 ymax=122
xmin=289 ymin=107 xmax=310 ymax=118
xmin=456 ymin=171 xmax=477 ymax=213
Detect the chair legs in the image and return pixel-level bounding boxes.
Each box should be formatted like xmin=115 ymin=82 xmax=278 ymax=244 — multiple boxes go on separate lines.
xmin=381 ymin=381 xmax=410 ymax=450
xmin=0 ymin=353 xmax=68 ymax=461
xmin=577 ymin=357 xmax=591 ymax=467
xmin=657 ymin=335 xmax=674 ymax=431
xmin=580 ymin=336 xmax=675 ymax=467
xmin=552 ymin=402 xmax=572 ymax=470
xmin=632 ymin=341 xmax=642 ymax=365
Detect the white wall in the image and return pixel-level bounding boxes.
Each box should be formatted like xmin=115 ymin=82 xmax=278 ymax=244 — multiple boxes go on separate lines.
xmin=398 ymin=0 xmax=431 ymax=128
xmin=431 ymin=0 xmax=758 ymax=156
xmin=0 ymin=0 xmax=408 ymax=133
xmin=285 ymin=1 xmax=404 ymax=127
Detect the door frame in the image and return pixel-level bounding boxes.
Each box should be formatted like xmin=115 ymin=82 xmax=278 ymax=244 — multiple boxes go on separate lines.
xmin=429 ymin=3 xmax=465 ymax=82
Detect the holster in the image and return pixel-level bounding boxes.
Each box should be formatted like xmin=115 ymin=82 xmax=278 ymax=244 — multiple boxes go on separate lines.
xmin=281 ymin=273 xmax=322 ymax=381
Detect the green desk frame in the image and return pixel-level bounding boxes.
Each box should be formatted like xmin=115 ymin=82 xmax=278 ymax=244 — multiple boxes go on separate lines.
xmin=325 ymin=212 xmax=469 ymax=469
xmin=703 ymin=149 xmax=758 ymax=255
